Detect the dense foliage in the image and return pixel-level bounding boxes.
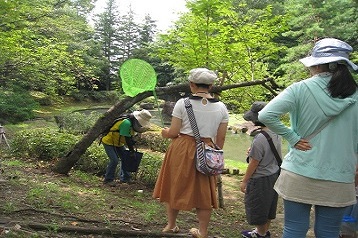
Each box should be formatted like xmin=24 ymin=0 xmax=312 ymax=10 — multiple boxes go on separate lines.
xmin=0 ymin=88 xmax=39 ymax=124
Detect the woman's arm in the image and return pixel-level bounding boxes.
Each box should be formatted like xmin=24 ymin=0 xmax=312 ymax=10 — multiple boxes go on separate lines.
xmin=215 ymin=122 xmax=228 ymax=149
xmin=258 ymin=86 xmax=301 ymax=147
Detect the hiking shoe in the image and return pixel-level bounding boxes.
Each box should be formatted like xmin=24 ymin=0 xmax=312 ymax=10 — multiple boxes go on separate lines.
xmin=119 ymin=180 xmax=133 ymax=185
xmin=103 ymin=180 xmax=117 ymax=187
xmin=241 ymin=229 xmax=270 ymax=238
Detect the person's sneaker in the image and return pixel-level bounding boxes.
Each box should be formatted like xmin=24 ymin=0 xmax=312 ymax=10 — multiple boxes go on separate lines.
xmin=119 ymin=180 xmax=133 ymax=185
xmin=241 ymin=229 xmax=270 ymax=238
xmin=103 ymin=180 xmax=117 ymax=187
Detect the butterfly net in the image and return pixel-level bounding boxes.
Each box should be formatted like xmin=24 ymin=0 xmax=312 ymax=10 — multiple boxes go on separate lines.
xmin=120 ymin=59 xmax=157 ymax=97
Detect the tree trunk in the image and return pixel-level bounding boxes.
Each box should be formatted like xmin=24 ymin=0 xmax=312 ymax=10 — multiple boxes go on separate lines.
xmin=52 ymin=79 xmax=277 ymax=174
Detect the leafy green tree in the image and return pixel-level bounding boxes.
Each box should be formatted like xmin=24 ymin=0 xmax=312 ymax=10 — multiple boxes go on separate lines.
xmin=138 ymin=14 xmax=158 ymax=48
xmin=130 ymin=15 xmax=177 ymax=88
xmin=0 ymin=0 xmax=99 ymax=97
xmin=155 ymin=0 xmax=287 ymax=85
xmin=118 ymin=8 xmax=141 ymax=60
xmin=93 ymin=0 xmax=122 ymax=91
xmin=152 ymin=0 xmax=287 ymax=111
xmin=0 ymin=87 xmax=39 ymax=124
xmin=93 ymin=3 xmax=159 ymax=91
xmin=277 ymin=0 xmax=358 ymax=84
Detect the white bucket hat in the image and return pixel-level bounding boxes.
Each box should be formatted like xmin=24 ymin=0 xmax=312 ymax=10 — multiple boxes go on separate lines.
xmin=188 ymin=68 xmax=217 ymax=85
xmin=299 ymin=38 xmax=358 ymax=71
xmin=133 ymin=109 xmax=152 ymax=128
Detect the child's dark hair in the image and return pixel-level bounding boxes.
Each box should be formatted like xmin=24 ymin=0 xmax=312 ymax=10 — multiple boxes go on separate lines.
xmin=327 ymin=64 xmax=357 ymax=98
xmin=254 ymin=121 xmax=266 ymax=127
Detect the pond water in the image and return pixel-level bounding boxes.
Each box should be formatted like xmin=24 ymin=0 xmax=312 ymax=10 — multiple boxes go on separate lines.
xmin=224 ymin=132 xmax=254 ymax=163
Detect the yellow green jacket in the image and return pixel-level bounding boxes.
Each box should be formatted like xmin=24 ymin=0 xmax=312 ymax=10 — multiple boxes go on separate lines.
xmin=101 ymin=119 xmax=134 ymax=147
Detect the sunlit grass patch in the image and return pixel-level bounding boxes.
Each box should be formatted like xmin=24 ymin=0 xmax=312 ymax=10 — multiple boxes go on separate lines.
xmin=224 ymin=159 xmax=247 ymax=174
xmin=2 ymin=159 xmax=26 ymax=167
xmin=3 ymin=201 xmax=17 ymax=213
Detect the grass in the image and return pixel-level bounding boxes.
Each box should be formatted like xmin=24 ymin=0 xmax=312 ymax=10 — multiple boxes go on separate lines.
xmin=225 ymin=159 xmax=247 ymax=174
xmin=2 ymin=159 xmax=26 ymax=167
xmin=3 ymin=201 xmax=16 ymax=213
xmin=69 ymin=170 xmax=101 ymax=184
xmin=0 ymin=153 xmax=256 ymax=237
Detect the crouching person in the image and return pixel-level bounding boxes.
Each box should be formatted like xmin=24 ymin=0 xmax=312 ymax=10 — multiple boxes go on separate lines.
xmin=102 ymin=109 xmax=152 ymax=186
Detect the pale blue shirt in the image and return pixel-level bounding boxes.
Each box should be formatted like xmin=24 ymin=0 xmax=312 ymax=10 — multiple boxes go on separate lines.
xmin=259 ymin=74 xmax=358 ymax=183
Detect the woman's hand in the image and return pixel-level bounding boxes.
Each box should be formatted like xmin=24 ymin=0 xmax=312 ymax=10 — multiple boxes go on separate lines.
xmin=294 ymin=139 xmax=312 ymax=151
xmin=161 ymin=127 xmax=169 ymax=138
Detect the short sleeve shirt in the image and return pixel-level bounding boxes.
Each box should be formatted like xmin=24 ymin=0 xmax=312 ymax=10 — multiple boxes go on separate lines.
xmin=119 ymin=119 xmax=132 ymax=137
xmin=249 ymin=130 xmax=281 ymax=178
xmin=101 ymin=119 xmax=133 ymax=146
xmin=172 ymin=97 xmax=229 ymax=138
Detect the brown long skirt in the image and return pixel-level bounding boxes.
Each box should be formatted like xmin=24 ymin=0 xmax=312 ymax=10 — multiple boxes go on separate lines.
xmin=152 ymin=134 xmax=218 ymax=210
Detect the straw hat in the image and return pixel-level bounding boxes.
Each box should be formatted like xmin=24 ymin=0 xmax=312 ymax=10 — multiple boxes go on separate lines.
xmin=299 ymin=38 xmax=358 ymax=71
xmin=133 ymin=109 xmax=152 ymax=128
xmin=188 ymin=68 xmax=217 ymax=85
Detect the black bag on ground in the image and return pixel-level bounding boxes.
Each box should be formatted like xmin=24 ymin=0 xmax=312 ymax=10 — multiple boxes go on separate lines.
xmin=121 ymin=150 xmax=143 ymax=172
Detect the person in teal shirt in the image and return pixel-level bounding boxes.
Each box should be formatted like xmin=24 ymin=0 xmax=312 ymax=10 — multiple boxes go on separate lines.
xmin=259 ymin=38 xmax=358 ymax=238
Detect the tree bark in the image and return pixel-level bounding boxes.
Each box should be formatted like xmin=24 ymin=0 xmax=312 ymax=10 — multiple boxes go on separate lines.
xmin=24 ymin=221 xmax=188 ymax=237
xmin=52 ymin=78 xmax=277 ymax=174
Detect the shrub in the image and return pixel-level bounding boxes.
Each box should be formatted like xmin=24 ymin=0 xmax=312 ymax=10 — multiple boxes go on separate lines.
xmin=76 ymin=145 xmax=164 ymax=186
xmin=69 ymin=90 xmax=123 ymax=104
xmin=69 ymin=91 xmax=86 ymax=102
xmin=87 ymin=91 xmax=111 ymax=103
xmin=9 ymin=127 xmax=164 ymax=186
xmin=30 ymin=91 xmax=54 ymax=106
xmin=0 ymin=88 xmax=39 ymax=124
xmin=137 ymin=132 xmax=170 ymax=153
xmin=10 ymin=128 xmax=79 ymax=160
xmin=56 ymin=111 xmax=101 ymax=135
xmin=135 ymin=153 xmax=163 ymax=187
xmin=75 ymin=142 xmax=108 ymax=175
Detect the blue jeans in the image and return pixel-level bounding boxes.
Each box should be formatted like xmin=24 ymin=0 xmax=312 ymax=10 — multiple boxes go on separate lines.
xmin=282 ymin=200 xmax=347 ymax=238
xmin=103 ymin=144 xmax=131 ymax=182
xmin=340 ymin=200 xmax=358 ymax=235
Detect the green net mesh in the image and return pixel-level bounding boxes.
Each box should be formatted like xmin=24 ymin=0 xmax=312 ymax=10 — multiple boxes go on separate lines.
xmin=119 ymin=59 xmax=157 ymax=97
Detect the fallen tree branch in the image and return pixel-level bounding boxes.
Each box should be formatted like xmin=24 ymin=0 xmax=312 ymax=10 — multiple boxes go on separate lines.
xmin=12 ymin=207 xmax=143 ymax=226
xmin=12 ymin=208 xmax=102 ymax=224
xmin=23 ymin=222 xmax=188 ymax=237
